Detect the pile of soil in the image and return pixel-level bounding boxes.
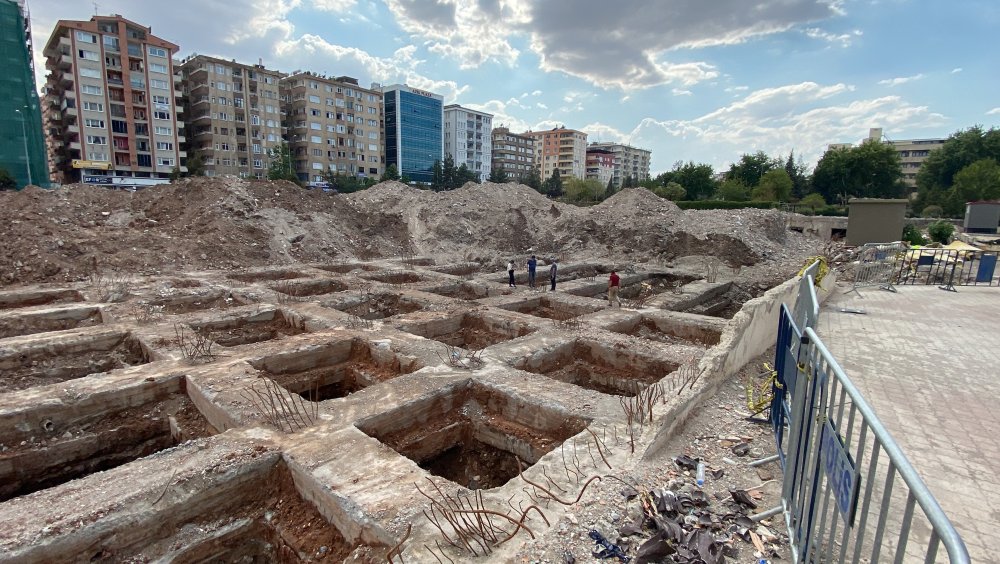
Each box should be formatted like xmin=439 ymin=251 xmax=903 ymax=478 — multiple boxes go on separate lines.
xmin=0 ymin=178 xmax=822 ymax=286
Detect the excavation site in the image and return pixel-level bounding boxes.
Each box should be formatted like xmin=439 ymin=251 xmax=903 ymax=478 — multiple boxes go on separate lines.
xmin=0 ymin=179 xmax=827 ymax=562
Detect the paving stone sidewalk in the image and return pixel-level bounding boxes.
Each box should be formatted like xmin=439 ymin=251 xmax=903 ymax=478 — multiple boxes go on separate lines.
xmin=815 ymin=283 xmax=1000 ymax=562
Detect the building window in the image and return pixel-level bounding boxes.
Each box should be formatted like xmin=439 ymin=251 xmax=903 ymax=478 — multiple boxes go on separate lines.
xmin=148 ymin=46 xmax=168 ymax=57
xmin=252 ymin=144 xmax=262 ymax=154
xmin=86 ymin=135 xmax=107 ymax=145
xmin=309 ymin=95 xmax=321 ymax=103
xmin=79 ymin=67 xmax=101 ymax=79
xmin=156 ymin=141 xmax=173 ymax=150
xmin=150 ymin=62 xmax=168 ymax=74
xmin=84 ymin=118 xmax=106 ymax=128
xmin=150 ymin=79 xmax=169 ymax=89
xmin=250 ymin=115 xmax=260 ymax=125
xmin=310 ymin=122 xmax=321 ymax=130
xmin=253 ymin=159 xmax=263 ymax=168
xmin=78 ymin=49 xmax=99 ymax=61
xmin=83 ymin=101 xmax=104 ymax=112
xmin=310 ymin=135 xmax=322 ymax=143
xmin=154 ymin=126 xmax=172 ymax=135
xmin=157 ymin=157 xmax=175 ymax=167
xmin=153 ymin=110 xmax=171 ymax=120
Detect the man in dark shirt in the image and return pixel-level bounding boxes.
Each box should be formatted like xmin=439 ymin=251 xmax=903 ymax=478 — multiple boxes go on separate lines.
xmin=549 ymin=259 xmax=558 ymax=291
xmin=527 ymin=255 xmax=537 ymax=288
xmin=608 ymin=270 xmax=621 ymax=307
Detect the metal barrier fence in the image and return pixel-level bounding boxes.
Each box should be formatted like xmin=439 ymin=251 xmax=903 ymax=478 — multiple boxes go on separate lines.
xmin=769 ymin=269 xmax=969 ymax=562
xmin=847 ymin=242 xmax=908 ymax=296
xmin=894 ymin=248 xmax=1000 ymax=290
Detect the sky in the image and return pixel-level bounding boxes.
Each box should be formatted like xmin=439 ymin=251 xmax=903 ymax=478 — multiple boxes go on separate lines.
xmin=27 ymin=0 xmax=1000 ymax=175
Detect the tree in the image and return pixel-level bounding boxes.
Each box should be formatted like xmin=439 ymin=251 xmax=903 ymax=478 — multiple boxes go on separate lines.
xmin=913 ymin=126 xmax=1000 ymax=216
xmin=726 ymin=151 xmax=780 ymax=189
xmin=799 ymin=193 xmax=826 ymax=211
xmin=605 ymin=177 xmax=616 ymax=199
xmin=525 ymin=167 xmax=543 ymax=192
xmin=563 ymin=177 xmax=605 ymax=203
xmin=400 ymin=173 xmax=412 ymax=184
xmin=322 ymin=171 xmax=376 ymax=194
xmin=753 ymin=169 xmax=793 ymax=202
xmin=656 ymin=161 xmax=717 ymax=200
xmin=901 ymin=224 xmax=926 ymax=246
xmin=714 ymin=179 xmax=749 ymax=201
xmin=655 ymin=181 xmax=686 ymax=201
xmin=169 ymin=166 xmax=182 ymax=181
xmin=442 ymin=154 xmax=458 ymax=190
xmin=456 ymin=163 xmax=478 ymax=187
xmin=380 ymin=164 xmax=400 ymax=182
xmin=488 ymin=167 xmax=509 ymax=183
xmin=185 ymin=149 xmax=206 ymax=177
xmin=811 ymin=140 xmax=904 ymax=204
xmin=267 ymin=142 xmax=299 ymax=184
xmin=431 ymin=159 xmax=444 ymax=191
xmin=784 ymin=151 xmax=811 ymax=199
xmin=0 ymin=167 xmax=17 ymax=191
xmin=543 ymin=168 xmax=563 ymax=198
xmin=952 ymin=158 xmax=1000 ymax=204
xmin=921 ymin=205 xmax=943 ymax=218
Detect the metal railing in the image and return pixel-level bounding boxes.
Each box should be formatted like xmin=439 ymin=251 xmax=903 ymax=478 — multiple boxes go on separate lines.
xmin=769 ymin=275 xmax=969 ymax=562
xmin=847 ymin=242 xmax=908 ymax=297
xmin=894 ymin=248 xmax=999 ymax=290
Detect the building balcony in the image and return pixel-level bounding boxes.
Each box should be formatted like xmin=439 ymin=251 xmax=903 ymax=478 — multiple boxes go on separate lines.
xmin=191 ymin=113 xmax=211 ymax=123
xmin=69 ymin=141 xmax=81 ymax=151
xmin=177 ymin=135 xmax=186 ymax=143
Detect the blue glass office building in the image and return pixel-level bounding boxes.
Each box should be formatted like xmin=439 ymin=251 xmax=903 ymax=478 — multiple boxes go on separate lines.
xmin=383 ymin=84 xmax=443 ymax=184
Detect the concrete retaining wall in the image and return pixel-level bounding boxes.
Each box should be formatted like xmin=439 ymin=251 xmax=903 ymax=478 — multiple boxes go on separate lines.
xmin=643 ymin=268 xmax=836 ymax=458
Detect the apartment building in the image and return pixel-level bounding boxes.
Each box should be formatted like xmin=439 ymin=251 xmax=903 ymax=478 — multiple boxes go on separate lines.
xmin=178 ymin=55 xmax=283 ymax=179
xmin=585 ymin=146 xmax=614 ymax=186
xmin=523 ymin=127 xmax=587 ymax=180
xmin=281 ymin=72 xmax=383 ymax=184
xmin=829 ymin=128 xmax=945 ymax=195
xmin=588 ymin=142 xmax=651 ymax=188
xmin=383 ymin=84 xmax=443 ymax=184
xmin=443 ymin=104 xmax=492 ymax=182
xmin=490 ymin=126 xmax=535 ymax=181
xmin=42 ymin=14 xmax=185 ymax=187
xmin=1 ymin=0 xmax=49 ymax=188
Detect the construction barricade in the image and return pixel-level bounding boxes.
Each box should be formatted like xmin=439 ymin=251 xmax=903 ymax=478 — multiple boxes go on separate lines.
xmin=768 ymin=266 xmax=969 ymax=563
xmin=847 ymin=242 xmax=908 ymax=297
xmin=894 ymin=247 xmax=1000 ymax=290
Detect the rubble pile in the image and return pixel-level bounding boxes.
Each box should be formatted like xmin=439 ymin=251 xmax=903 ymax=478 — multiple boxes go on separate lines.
xmin=0 ymin=178 xmax=824 ymax=286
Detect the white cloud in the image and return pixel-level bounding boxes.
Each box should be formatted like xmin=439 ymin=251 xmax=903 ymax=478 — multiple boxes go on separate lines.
xmin=952 ymin=68 xmax=963 ymax=74
xmin=311 ymin=0 xmax=357 ymax=11
xmin=672 ymin=88 xmax=693 ymax=96
xmin=627 ymin=82 xmax=948 ymax=170
xmin=804 ymin=27 xmax=862 ymax=47
xmin=273 ymin=35 xmax=469 ymax=102
xmin=877 ymin=74 xmax=925 ymax=87
xmin=581 ymin=122 xmax=634 ymax=144
xmin=986 ymin=108 xmax=1000 ymax=116
xmin=536 ymin=103 xmax=548 ymax=109
xmin=227 ymin=0 xmax=302 ymax=43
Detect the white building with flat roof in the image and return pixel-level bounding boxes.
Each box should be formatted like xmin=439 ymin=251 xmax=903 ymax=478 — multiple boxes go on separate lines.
xmin=443 ymin=104 xmax=492 ymax=182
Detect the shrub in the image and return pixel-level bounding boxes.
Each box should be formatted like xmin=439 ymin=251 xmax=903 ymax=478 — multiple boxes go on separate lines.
xmin=901 ymin=224 xmax=926 ymax=246
xmin=927 ymin=220 xmax=955 ymax=244
xmin=675 ymin=200 xmax=776 ymax=210
xmin=921 ymin=205 xmax=943 ymax=218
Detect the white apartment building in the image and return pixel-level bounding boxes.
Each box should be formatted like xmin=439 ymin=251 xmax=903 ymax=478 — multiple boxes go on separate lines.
xmin=443 ymin=104 xmax=492 ymax=182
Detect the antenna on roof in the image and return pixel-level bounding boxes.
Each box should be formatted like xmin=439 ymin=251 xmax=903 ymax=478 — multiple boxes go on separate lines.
xmin=93 ymin=1 xmax=99 ymax=14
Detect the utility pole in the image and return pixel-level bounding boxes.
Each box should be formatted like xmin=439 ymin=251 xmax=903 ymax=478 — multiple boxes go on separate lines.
xmin=14 ymin=107 xmax=32 ymax=187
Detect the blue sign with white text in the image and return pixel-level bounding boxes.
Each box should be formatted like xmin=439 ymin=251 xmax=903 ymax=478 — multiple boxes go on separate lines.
xmin=821 ymin=419 xmax=860 ymax=526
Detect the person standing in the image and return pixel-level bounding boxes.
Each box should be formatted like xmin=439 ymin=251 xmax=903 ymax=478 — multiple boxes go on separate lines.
xmin=608 ymin=270 xmax=621 ymax=307
xmin=549 ymin=259 xmax=558 ymax=291
xmin=507 ymin=260 xmax=516 ymax=288
xmin=527 ymin=255 xmax=537 ymax=288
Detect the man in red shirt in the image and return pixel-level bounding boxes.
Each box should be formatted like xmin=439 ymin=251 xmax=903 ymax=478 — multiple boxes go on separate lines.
xmin=608 ymin=270 xmax=621 ymax=307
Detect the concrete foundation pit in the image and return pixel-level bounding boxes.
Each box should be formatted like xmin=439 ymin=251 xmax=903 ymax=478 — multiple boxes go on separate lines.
xmin=515 ymin=339 xmax=678 ymax=396
xmin=499 ymin=296 xmax=601 ymax=321
xmin=609 ymin=315 xmax=723 ymax=347
xmin=360 ymin=270 xmax=426 ymax=285
xmin=0 ymin=288 xmax=85 ymax=310
xmin=400 ymin=312 xmax=534 ymax=350
xmin=150 ymin=291 xmax=244 ymax=314
xmin=271 ymin=278 xmax=348 ymax=298
xmin=250 ymin=339 xmax=421 ymax=401
xmin=423 ymin=281 xmax=488 ymax=301
xmin=430 ymin=263 xmax=482 ymax=277
xmin=329 ymin=292 xmax=423 ymax=320
xmin=191 ymin=309 xmax=306 ymax=347
xmin=0 ymin=330 xmax=150 ymax=392
xmin=229 ymin=269 xmax=308 ymax=283
xmin=317 ymin=262 xmax=381 ymax=274
xmin=0 ymin=305 xmax=103 ymax=339
xmin=358 ymin=380 xmax=589 ymax=490
xmin=0 ymin=386 xmax=214 ymax=503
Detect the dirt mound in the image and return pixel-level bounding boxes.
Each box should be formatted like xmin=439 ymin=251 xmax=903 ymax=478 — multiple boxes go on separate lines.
xmin=0 ymin=178 xmax=823 ymax=286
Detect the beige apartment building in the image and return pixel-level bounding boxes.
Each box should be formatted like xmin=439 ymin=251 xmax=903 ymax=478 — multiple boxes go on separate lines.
xmin=178 ymin=55 xmax=284 ymax=179
xmin=829 ymin=128 xmax=946 ymax=195
xmin=490 ymin=126 xmax=535 ymax=181
xmin=280 ymin=71 xmax=383 ymax=185
xmin=523 ymin=127 xmax=587 ymax=180
xmin=42 ymin=14 xmax=185 ymax=187
xmin=588 ymin=142 xmax=652 ymax=188
xmin=443 ymin=104 xmax=492 ymax=182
